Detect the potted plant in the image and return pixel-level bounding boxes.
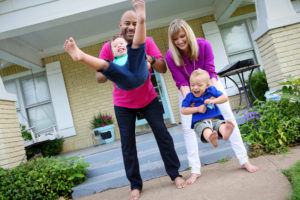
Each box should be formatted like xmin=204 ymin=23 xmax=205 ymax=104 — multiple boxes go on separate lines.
xmin=90 ymin=113 xmax=115 ymax=144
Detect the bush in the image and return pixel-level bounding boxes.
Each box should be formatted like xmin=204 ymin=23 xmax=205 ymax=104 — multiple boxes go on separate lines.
xmin=0 ymin=156 xmax=89 ymax=200
xmin=25 ymin=138 xmax=64 ymax=160
xmin=240 ymin=99 xmax=300 ymax=156
xmin=240 ymin=76 xmax=300 ymax=157
xmin=246 ymin=70 xmax=269 ymax=101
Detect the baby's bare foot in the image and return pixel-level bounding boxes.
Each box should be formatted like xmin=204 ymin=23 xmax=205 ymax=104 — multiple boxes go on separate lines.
xmin=174 ymin=176 xmax=186 ymax=189
xmin=63 ymin=37 xmax=83 ymax=61
xmin=132 ymin=0 xmax=145 ymax=23
xmin=129 ymin=189 xmax=140 ymax=200
xmin=209 ymin=131 xmax=218 ymax=148
xmin=186 ymin=173 xmax=201 ymax=185
xmin=242 ymin=161 xmax=259 ymax=173
xmin=222 ymin=120 xmax=235 ymax=140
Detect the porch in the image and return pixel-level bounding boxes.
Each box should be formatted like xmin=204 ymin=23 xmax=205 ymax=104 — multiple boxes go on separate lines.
xmin=59 ymin=110 xmax=246 ymax=198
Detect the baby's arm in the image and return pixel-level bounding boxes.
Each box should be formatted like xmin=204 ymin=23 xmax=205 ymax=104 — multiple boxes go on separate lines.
xmin=204 ymin=94 xmax=228 ymax=105
xmin=181 ymin=104 xmax=207 ymax=115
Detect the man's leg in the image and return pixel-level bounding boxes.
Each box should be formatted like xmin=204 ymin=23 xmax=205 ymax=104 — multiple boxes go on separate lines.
xmin=114 ymin=106 xmax=143 ymax=192
xmin=64 ymin=37 xmax=109 ymax=71
xmin=131 ymin=0 xmax=146 ymax=49
xmin=141 ymin=98 xmax=186 ymax=188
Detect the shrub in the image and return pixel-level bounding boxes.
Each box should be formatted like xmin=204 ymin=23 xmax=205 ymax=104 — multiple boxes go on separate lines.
xmin=20 ymin=125 xmax=32 ymax=141
xmin=246 ymin=70 xmax=269 ymax=101
xmin=240 ymin=99 xmax=300 ymax=156
xmin=240 ymin=76 xmax=300 ymax=157
xmin=0 ymin=156 xmax=89 ymax=200
xmin=25 ymin=138 xmax=64 ymax=160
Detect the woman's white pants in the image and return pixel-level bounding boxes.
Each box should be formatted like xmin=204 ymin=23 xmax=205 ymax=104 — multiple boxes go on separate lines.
xmin=178 ymin=80 xmax=249 ymax=174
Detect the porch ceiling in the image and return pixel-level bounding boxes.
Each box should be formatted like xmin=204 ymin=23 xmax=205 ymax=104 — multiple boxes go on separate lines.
xmin=0 ymin=0 xmax=254 ymax=70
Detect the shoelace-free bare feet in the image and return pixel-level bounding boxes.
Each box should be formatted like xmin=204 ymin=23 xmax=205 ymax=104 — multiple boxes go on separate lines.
xmin=186 ymin=173 xmax=201 ymax=185
xmin=242 ymin=161 xmax=259 ymax=173
xmin=174 ymin=176 xmax=186 ymax=189
xmin=129 ymin=189 xmax=140 ymax=200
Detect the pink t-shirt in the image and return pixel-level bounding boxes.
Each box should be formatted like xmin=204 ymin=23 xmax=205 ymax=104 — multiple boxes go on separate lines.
xmin=99 ymin=37 xmax=163 ymax=108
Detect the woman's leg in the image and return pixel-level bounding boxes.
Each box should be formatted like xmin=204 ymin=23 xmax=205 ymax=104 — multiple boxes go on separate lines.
xmin=178 ymin=91 xmax=201 ymax=183
xmin=216 ymin=80 xmax=258 ymax=172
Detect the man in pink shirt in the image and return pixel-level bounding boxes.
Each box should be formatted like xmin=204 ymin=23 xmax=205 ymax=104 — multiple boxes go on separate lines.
xmin=96 ymin=9 xmax=185 ymax=200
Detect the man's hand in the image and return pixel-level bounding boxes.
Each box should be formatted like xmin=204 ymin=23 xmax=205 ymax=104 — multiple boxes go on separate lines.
xmin=146 ymin=55 xmax=167 ymax=73
xmin=96 ymin=72 xmax=108 ymax=83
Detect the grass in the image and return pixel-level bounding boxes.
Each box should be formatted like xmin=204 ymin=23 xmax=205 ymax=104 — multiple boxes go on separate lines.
xmin=218 ymin=158 xmax=230 ymax=163
xmin=282 ymin=160 xmax=300 ymax=200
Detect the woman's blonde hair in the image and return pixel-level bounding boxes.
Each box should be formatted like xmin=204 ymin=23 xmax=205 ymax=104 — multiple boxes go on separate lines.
xmin=190 ymin=69 xmax=210 ymax=84
xmin=168 ymin=19 xmax=199 ymax=66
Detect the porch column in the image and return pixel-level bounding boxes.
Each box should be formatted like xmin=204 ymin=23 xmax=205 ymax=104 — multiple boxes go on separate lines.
xmin=0 ymin=76 xmax=26 ymax=169
xmin=253 ymin=0 xmax=300 ymax=90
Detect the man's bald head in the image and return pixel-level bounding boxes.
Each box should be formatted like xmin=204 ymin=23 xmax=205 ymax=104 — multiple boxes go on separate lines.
xmin=119 ymin=10 xmax=138 ymax=42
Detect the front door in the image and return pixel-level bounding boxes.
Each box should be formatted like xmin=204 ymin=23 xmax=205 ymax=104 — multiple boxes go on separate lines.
xmin=135 ymin=69 xmax=170 ymax=126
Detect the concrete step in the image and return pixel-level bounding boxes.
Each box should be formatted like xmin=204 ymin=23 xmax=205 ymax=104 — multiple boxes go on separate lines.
xmin=71 ymin=130 xmax=236 ymax=198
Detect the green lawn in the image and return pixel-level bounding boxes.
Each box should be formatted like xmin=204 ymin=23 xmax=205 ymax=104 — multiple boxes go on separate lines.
xmin=282 ymin=160 xmax=300 ymax=200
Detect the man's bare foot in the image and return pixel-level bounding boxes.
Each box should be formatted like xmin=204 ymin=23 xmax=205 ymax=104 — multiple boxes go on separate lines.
xmin=132 ymin=0 xmax=145 ymax=23
xmin=186 ymin=173 xmax=201 ymax=185
xmin=242 ymin=161 xmax=259 ymax=173
xmin=63 ymin=37 xmax=83 ymax=61
xmin=222 ymin=120 xmax=235 ymax=140
xmin=129 ymin=189 xmax=140 ymax=200
xmin=208 ymin=131 xmax=218 ymax=148
xmin=174 ymin=176 xmax=186 ymax=189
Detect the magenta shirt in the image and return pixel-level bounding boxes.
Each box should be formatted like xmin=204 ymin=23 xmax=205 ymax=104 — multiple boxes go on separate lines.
xmin=99 ymin=37 xmax=163 ymax=108
xmin=165 ymin=38 xmax=218 ymax=90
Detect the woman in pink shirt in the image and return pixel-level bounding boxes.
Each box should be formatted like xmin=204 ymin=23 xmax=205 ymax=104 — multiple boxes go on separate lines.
xmin=165 ymin=19 xmax=259 ymax=185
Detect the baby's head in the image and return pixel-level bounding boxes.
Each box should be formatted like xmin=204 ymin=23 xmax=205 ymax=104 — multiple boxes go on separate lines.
xmin=189 ymin=69 xmax=210 ymax=97
xmin=111 ymin=35 xmax=127 ymax=57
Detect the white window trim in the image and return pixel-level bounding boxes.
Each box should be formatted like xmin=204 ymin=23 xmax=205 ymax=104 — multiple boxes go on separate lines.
xmin=46 ymin=61 xmax=76 ymax=138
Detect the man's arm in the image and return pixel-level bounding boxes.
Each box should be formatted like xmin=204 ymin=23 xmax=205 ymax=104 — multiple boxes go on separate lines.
xmin=96 ymin=72 xmax=108 ymax=83
xmin=146 ymin=55 xmax=167 ymax=73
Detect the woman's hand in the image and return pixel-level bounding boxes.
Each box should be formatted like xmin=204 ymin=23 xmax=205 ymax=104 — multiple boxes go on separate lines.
xmin=204 ymin=99 xmax=214 ymax=105
xmin=197 ymin=104 xmax=207 ymax=113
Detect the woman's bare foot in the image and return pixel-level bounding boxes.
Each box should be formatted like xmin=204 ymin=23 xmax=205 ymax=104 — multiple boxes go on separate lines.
xmin=208 ymin=131 xmax=218 ymax=148
xmin=63 ymin=37 xmax=83 ymax=61
xmin=222 ymin=120 xmax=235 ymax=140
xmin=129 ymin=189 xmax=140 ymax=200
xmin=174 ymin=176 xmax=186 ymax=189
xmin=242 ymin=161 xmax=259 ymax=173
xmin=186 ymin=173 xmax=201 ymax=185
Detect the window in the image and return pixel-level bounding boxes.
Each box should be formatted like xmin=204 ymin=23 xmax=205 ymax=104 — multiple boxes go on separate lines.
xmin=220 ymin=18 xmax=259 ymax=84
xmin=4 ymin=73 xmax=56 ymax=134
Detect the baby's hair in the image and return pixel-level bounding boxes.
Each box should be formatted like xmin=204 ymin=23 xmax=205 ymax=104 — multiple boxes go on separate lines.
xmin=190 ymin=69 xmax=210 ymax=84
xmin=110 ymin=35 xmax=126 ymax=49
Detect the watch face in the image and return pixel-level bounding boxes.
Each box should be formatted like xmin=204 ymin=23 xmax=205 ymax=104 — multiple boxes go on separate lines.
xmin=151 ymin=56 xmax=156 ymax=64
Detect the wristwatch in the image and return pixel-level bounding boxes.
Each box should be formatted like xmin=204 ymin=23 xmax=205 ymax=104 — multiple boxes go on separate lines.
xmin=151 ymin=56 xmax=156 ymax=65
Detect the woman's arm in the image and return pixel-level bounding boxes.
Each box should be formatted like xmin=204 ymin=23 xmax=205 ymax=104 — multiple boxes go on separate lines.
xmin=182 ymin=104 xmax=207 ymax=115
xmin=204 ymin=94 xmax=228 ymax=105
